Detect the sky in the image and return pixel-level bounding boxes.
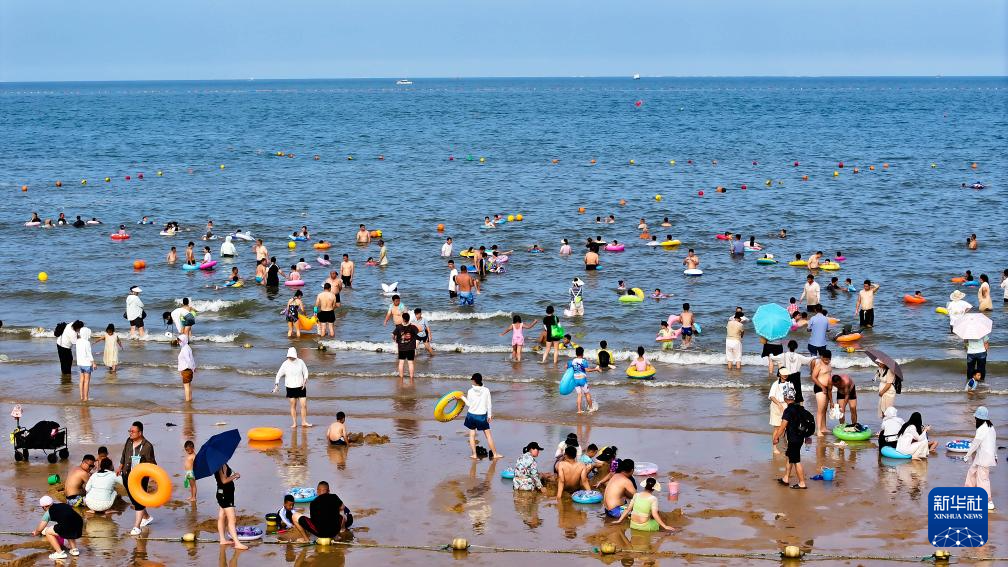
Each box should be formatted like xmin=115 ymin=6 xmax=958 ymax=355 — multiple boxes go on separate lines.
xmin=1 ymin=0 xmax=1005 ymax=82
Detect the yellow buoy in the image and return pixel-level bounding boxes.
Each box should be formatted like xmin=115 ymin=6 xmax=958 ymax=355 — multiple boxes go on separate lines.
xmin=316 ymin=537 xmax=332 ymax=546
xmin=765 ymin=179 xmax=772 ymax=186
xmin=347 ymin=155 xmax=354 ymax=161
xmin=599 ymin=542 xmax=617 ymax=555
xmin=783 ymin=545 xmax=803 ymax=558
xmin=833 ymin=171 xmax=839 ymax=177
xmin=479 ymin=157 xmax=486 ymax=163
xmin=157 ymin=170 xmax=163 ymax=176
xmin=38 ymin=272 xmax=48 ymax=282
xmin=288 ymin=241 xmax=296 ymax=249
xmin=81 ymin=179 xmax=87 ymax=185
xmin=219 ymin=164 xmax=225 ymax=169
xmin=628 ymin=159 xmax=635 ymax=165
xmin=104 ymin=177 xmax=111 ymax=183
xmin=242 ymin=343 xmax=252 ymax=349
xmin=181 ymin=533 xmax=196 ymax=542
xmin=507 ymin=215 xmax=515 ymax=222
xmin=515 ymin=214 xmax=523 ymax=221
xmin=655 ymin=194 xmax=662 ymax=201
xmin=450 ymin=538 xmax=469 ymax=550
xmin=669 ymin=160 xmax=675 ymax=166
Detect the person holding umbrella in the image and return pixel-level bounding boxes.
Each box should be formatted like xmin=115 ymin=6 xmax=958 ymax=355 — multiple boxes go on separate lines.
xmin=191 ymin=430 xmax=245 ymax=548
xmin=953 ymin=313 xmax=992 ymax=390
xmin=864 ymin=348 xmax=903 ymax=418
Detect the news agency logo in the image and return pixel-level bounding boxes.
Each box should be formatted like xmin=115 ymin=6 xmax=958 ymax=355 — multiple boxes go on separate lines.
xmin=929 ymin=487 xmax=988 ymax=547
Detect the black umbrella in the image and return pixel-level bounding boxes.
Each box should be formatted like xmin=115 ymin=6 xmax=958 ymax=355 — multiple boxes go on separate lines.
xmin=863 ymin=348 xmax=903 ymax=381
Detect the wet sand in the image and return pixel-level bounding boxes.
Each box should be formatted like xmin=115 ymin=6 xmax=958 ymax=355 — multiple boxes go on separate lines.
xmin=0 ymin=394 xmax=1005 ymax=566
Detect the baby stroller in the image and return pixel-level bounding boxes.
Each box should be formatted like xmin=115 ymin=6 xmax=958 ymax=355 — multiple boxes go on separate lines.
xmin=12 ymin=409 xmax=69 ymax=463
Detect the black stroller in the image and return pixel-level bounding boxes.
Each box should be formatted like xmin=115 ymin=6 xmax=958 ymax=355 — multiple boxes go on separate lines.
xmin=13 ymin=419 xmax=69 ymax=463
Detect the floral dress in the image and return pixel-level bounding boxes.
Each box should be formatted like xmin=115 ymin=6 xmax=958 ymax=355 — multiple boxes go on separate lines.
xmin=512 ymin=453 xmax=543 ymax=491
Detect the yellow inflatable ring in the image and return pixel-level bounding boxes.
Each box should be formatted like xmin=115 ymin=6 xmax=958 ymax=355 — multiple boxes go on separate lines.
xmin=627 ymin=365 xmax=657 ymax=379
xmin=126 ymin=463 xmax=172 ymax=508
xmin=935 ymin=307 xmax=948 ymax=315
xmin=788 ymin=260 xmax=807 ymax=267
xmin=434 ymin=391 xmax=465 ymax=422
xmin=460 ymin=250 xmax=475 ymax=258
xmin=821 ymin=262 xmax=840 ymax=271
xmin=298 ymin=314 xmax=317 ymax=331
xmin=248 ymin=427 xmax=283 ymax=442
xmin=659 ymin=240 xmax=681 ymax=246
xmin=313 ymin=243 xmax=331 ymax=250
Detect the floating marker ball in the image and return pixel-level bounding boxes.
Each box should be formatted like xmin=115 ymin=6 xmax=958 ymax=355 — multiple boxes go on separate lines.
xmin=600 ymin=543 xmax=617 ymax=555
xmin=752 ymin=160 xmax=758 ymax=165
xmin=21 ymin=184 xmax=27 ymax=192
xmin=515 ymin=214 xmax=522 ymax=221
xmin=628 ymin=159 xmax=635 ymax=165
xmin=687 ymin=159 xmax=693 ymax=164
xmin=837 ymin=162 xmax=844 ymax=168
xmin=38 ymin=272 xmax=48 ymax=282
xmin=577 ymin=207 xmax=585 ymax=213
xmin=243 ymin=343 xmax=252 ymax=349
xmin=833 ymin=171 xmax=839 ymax=177
xmin=793 ymin=161 xmax=800 ymax=166
xmin=450 ymin=538 xmax=469 ymax=550
xmin=618 ymin=199 xmax=626 ymax=206
xmin=507 ymin=215 xmax=515 ymax=222
xmin=765 ymin=179 xmax=772 ymax=186
xmin=869 ymin=165 xmax=875 ymax=171
xmin=655 ymin=194 xmax=662 ymax=201
xmin=479 ymin=157 xmax=485 ymax=163
xmin=971 ymin=162 xmax=978 ymax=169
xmin=740 ymin=184 xmax=747 ymax=190
xmin=448 ymin=155 xmax=454 ymax=161
xmin=316 ymin=537 xmax=332 ymax=546
xmin=930 ymin=163 xmax=937 ymax=168
xmin=133 ymin=260 xmax=146 ymax=270
xmin=634 ymin=100 xmax=643 ymax=107
xmin=783 ymin=546 xmax=803 ymax=558
xmin=157 ymin=171 xmax=163 ymax=176
xmin=669 ymin=160 xmax=675 ymax=165
xmin=81 ymin=179 xmax=87 ymax=185
xmin=105 ymin=177 xmax=111 ymax=183
xmin=125 ymin=175 xmax=131 ymax=181
xmin=182 ymin=533 xmax=196 ymax=542
xmin=437 ymin=223 xmax=445 ymax=231
xmin=883 ymin=163 xmax=889 ymax=169
xmin=551 ymin=159 xmax=559 ymax=165
xmin=55 ymin=180 xmax=62 ymax=187
xmin=698 ymin=191 xmax=704 ymax=196
xmin=220 ymin=164 xmax=225 ymax=169
xmin=590 ymin=159 xmax=596 ymax=165
xmin=288 ymin=242 xmax=296 ymax=249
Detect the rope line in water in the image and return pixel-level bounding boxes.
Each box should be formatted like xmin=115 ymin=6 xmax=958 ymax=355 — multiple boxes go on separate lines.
xmin=0 ymin=531 xmax=1001 ymax=562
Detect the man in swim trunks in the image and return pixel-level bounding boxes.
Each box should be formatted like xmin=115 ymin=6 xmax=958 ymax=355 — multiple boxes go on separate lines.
xmin=315 ymin=283 xmax=338 ymax=337
xmin=854 ymin=279 xmax=881 ymax=328
xmin=555 ymin=445 xmax=591 ymax=498
xmin=64 ymin=455 xmax=95 ymax=507
xmin=355 ymin=225 xmax=370 ymax=244
xmin=807 ymin=251 xmax=821 ymax=270
xmin=455 ymin=266 xmax=479 ymax=305
xmin=683 ymin=249 xmax=700 ymax=270
xmin=584 ymin=246 xmax=600 ymax=270
xmin=339 ymin=254 xmax=354 ymax=288
xmin=679 ymin=303 xmax=695 ymax=348
xmin=830 ymin=373 xmax=858 ymax=426
xmin=326 ymin=412 xmax=348 ymax=446
xmin=810 ymin=349 xmax=834 ymax=437
xmin=602 ymin=459 xmax=636 ymax=518
xmin=254 ymin=239 xmax=268 ymax=262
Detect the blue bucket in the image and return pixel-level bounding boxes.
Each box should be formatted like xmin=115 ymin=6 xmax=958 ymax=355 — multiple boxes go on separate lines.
xmin=822 ymin=467 xmax=835 ymax=481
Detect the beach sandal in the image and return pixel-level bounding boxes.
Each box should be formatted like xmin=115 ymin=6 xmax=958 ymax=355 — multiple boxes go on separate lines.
xmin=810 ymin=474 xmax=824 ymax=481
xmin=791 ymin=485 xmax=808 ymax=489
xmin=776 ymin=478 xmax=789 ymax=486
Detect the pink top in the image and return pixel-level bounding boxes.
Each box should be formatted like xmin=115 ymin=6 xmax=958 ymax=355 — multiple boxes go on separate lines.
xmin=634 ymin=358 xmax=649 ymax=371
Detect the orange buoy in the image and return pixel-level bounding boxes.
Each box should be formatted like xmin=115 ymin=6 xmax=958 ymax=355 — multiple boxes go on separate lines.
xmin=883 ymin=163 xmax=889 ymax=169
xmin=618 ymin=199 xmax=626 ymax=206
xmin=577 ymin=207 xmax=585 ymax=214
xmin=639 ymin=232 xmax=650 ymax=240
xmin=868 ymin=165 xmax=875 ymax=171
xmin=590 ymin=159 xmax=596 ymax=165
xmin=802 ymin=175 xmax=809 ymax=181
xmin=21 ymin=184 xmax=28 ymax=192
xmin=551 ymin=159 xmax=559 ymax=165
xmin=515 ymin=214 xmax=523 ymax=221
xmin=133 ymin=260 xmax=147 ymax=270
xmin=437 ymin=224 xmax=445 ymax=232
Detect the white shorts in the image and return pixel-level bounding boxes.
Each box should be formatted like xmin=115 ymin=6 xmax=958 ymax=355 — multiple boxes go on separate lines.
xmin=725 ymin=339 xmax=742 ymax=363
xmin=575 ymin=384 xmax=590 ymax=394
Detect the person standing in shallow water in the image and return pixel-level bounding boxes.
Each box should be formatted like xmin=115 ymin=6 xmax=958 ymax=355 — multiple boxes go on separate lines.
xmin=460 ymin=373 xmax=502 ymax=460
xmin=273 ymin=347 xmax=312 ymax=428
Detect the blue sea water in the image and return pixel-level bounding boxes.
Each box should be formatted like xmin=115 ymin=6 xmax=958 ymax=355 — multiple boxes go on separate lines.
xmin=1 ymin=76 xmax=1006 ymax=397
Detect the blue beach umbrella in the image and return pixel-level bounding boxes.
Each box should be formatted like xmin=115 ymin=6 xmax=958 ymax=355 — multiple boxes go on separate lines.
xmin=752 ymin=303 xmax=792 ymax=341
xmin=193 ymin=429 xmax=241 ymax=480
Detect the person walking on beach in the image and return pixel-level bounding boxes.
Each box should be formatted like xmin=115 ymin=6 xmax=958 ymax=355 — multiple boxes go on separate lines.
xmin=55 ymin=320 xmax=78 ymax=376
xmin=854 ymin=279 xmax=881 ymax=328
xmin=125 ymin=286 xmax=145 ymax=339
xmin=725 ymin=312 xmax=744 ymax=370
xmin=540 ymin=306 xmax=562 ymax=364
xmin=117 ymin=421 xmax=156 ymax=535
xmin=285 ymin=290 xmax=305 ymax=338
xmin=215 ymin=462 xmax=247 ymax=549
xmin=178 ymin=335 xmax=195 ymax=402
xmin=392 ymin=312 xmax=418 ymax=382
xmin=800 ymin=274 xmax=820 ymax=312
xmin=963 ymin=407 xmax=996 ymax=510
xmin=461 ymin=373 xmax=502 ymax=460
xmin=273 ymin=347 xmax=311 ymax=428
xmin=74 ymin=324 xmax=95 ymax=401
xmin=772 ymin=383 xmax=810 ymax=489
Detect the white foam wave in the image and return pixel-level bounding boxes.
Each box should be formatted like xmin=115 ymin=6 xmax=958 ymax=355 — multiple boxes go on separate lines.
xmin=584 ymin=348 xmax=879 ymax=369
xmin=423 ymin=310 xmax=513 ymax=322
xmin=320 ymin=339 xmax=511 ymax=354
xmin=174 ymin=298 xmax=237 ymax=313
xmin=138 ymin=333 xmax=239 ymax=344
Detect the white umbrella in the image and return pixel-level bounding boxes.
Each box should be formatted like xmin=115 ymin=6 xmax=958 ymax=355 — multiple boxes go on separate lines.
xmin=952 ymin=313 xmax=993 ymax=340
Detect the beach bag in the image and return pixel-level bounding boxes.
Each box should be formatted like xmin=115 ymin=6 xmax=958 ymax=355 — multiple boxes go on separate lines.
xmin=548 ymin=323 xmax=565 ymax=341
xmin=894 ymin=375 xmax=903 ymax=395
xmin=794 ymin=407 xmax=816 ymax=438
xmin=54 ymin=322 xmax=67 ymax=338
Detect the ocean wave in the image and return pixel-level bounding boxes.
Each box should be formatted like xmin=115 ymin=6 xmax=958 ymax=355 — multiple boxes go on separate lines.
xmin=174 ymin=298 xmax=256 ymax=316
xmin=319 ymin=339 xmax=512 ymax=354
xmin=28 ymin=327 xmax=238 ymax=343
xmin=423 ymin=310 xmax=512 ymax=322
xmin=587 ymin=348 xmax=880 ymax=369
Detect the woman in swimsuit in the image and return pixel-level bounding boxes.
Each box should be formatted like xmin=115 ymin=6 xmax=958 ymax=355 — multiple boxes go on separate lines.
xmin=501 ymin=315 xmax=537 ymax=362
xmin=616 ymin=478 xmax=676 ymax=531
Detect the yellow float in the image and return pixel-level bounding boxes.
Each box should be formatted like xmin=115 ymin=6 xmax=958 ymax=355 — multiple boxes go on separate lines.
xmin=298 ymin=314 xmax=317 ymax=331
xmin=248 ymin=427 xmax=283 ymax=442
xmin=660 ymin=240 xmax=681 ymax=246
xmin=434 ymin=391 xmax=465 ymax=422
xmin=821 ymin=262 xmax=841 ymax=271
xmin=788 ymin=260 xmax=807 ymax=267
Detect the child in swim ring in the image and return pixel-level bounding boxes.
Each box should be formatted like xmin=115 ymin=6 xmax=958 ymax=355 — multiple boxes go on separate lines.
xmin=296 ymin=258 xmax=311 ymax=271
xmin=657 ymin=321 xmax=674 ymax=350
xmin=629 ymin=346 xmax=649 ymax=372
xmin=287 ymin=265 xmax=301 ymax=282
xmin=528 ymin=244 xmax=544 ymax=253
xmin=560 ymin=335 xmax=578 ymax=350
xmin=365 ymin=257 xmax=377 ymax=266
xmin=483 ymin=216 xmax=495 ymax=228
xmin=651 ymin=288 xmax=669 ymax=299
xmin=617 ymin=280 xmax=626 ymax=292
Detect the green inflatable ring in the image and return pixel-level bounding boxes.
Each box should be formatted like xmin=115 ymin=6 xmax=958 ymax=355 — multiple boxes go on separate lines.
xmin=832 ymin=424 xmax=872 ymax=441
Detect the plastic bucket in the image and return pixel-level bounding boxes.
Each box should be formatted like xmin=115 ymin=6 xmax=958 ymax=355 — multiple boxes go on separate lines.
xmin=822 ymin=467 xmax=835 ymax=481
xmin=667 ymin=481 xmax=680 ymax=495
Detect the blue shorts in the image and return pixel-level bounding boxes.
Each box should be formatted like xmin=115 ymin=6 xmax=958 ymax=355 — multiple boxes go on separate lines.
xmin=463 ymin=412 xmax=489 ymax=431
xmin=459 ymin=292 xmax=474 ymax=305
xmin=78 ymin=366 xmax=92 ymax=374
xmin=574 ymin=377 xmax=588 ymax=388
xmin=606 ymin=505 xmax=626 ymax=518
xmin=681 ymin=327 xmax=693 ymax=337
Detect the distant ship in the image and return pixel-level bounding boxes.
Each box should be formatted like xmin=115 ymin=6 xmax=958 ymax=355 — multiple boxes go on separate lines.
xmin=633 ymin=73 xmax=640 ymax=80
xmin=396 ymin=79 xmax=413 ymax=85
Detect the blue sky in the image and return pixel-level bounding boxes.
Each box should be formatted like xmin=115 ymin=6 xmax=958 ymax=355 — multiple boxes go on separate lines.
xmin=1 ymin=0 xmax=1005 ymax=82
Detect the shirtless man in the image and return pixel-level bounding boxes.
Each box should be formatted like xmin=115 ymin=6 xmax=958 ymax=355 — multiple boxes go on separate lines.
xmin=679 ymin=303 xmax=695 ymax=348
xmin=323 ymin=270 xmax=343 ymax=297
xmin=166 ymin=246 xmax=177 ymax=263
xmin=64 ymin=455 xmax=95 ymax=507
xmin=185 ymin=241 xmax=196 ymax=265
xmin=830 ymin=373 xmax=859 ymax=426
xmin=327 ymin=412 xmax=348 ymax=446
xmin=455 ymin=266 xmax=480 ymax=306
xmin=254 ymin=239 xmax=268 ymax=263
xmin=807 ymin=251 xmax=822 ymax=270
xmin=584 ymin=246 xmax=600 ymax=271
xmin=339 ymin=254 xmax=355 ymax=288
xmin=809 ymin=350 xmax=834 ymax=437
xmin=315 ymin=283 xmax=338 ymax=337
xmin=473 ymin=246 xmax=487 ymax=278
xmin=355 ymin=225 xmax=370 ymax=245
xmin=602 ymin=459 xmax=636 ymax=519
xmin=683 ymin=249 xmax=700 ymax=270
xmin=383 ymin=295 xmax=406 ymax=326
xmin=555 ymin=446 xmax=591 ymax=498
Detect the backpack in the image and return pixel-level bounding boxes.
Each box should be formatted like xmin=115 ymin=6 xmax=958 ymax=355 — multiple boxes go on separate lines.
xmin=54 ymin=322 xmax=67 ymax=338
xmin=793 ymin=406 xmax=816 ymax=438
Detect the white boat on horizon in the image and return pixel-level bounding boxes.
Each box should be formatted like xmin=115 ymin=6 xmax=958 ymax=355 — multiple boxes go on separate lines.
xmin=633 ymin=73 xmax=640 ymax=80
xmin=396 ymin=79 xmax=413 ymax=85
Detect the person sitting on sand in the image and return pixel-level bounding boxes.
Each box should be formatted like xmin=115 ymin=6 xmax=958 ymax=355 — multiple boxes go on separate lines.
xmin=291 ymin=481 xmax=352 ymax=541
xmin=602 ymin=459 xmax=637 ymax=519
xmin=512 ymin=442 xmax=548 ymax=494
xmin=327 ymin=412 xmax=348 ymax=446
xmin=555 ymin=445 xmax=591 ymax=498
xmin=84 ymin=458 xmax=125 ymax=513
xmin=616 ymin=477 xmax=677 ymax=532
xmin=894 ymin=411 xmax=938 ymax=460
xmin=276 ymin=494 xmax=297 ymax=531
xmin=878 ymin=407 xmax=905 ymax=452
xmin=64 ymin=455 xmax=95 ymax=507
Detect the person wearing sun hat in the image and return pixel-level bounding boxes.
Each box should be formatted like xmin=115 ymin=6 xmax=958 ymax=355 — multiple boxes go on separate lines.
xmin=568 ymin=278 xmax=585 ymax=316
xmin=273 ymin=347 xmax=311 ymax=428
xmin=946 ymin=290 xmax=972 ymax=331
xmin=964 ymin=406 xmax=996 ymax=510
xmin=32 ymin=495 xmax=83 ymax=560
xmin=125 ymin=285 xmax=145 ymax=339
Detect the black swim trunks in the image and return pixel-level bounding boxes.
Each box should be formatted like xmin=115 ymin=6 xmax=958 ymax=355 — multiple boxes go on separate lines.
xmin=329 ymin=438 xmax=347 ymax=446
xmin=286 ymin=386 xmax=307 ymax=399
xmin=341 ymin=275 xmax=351 ymax=287
xmin=585 ymin=264 xmax=598 ymax=271
xmin=317 ymin=310 xmax=335 ymax=323
xmin=761 ymin=343 xmax=784 ymax=358
xmin=813 ymin=384 xmax=823 ymax=394
xmin=397 ymin=350 xmax=415 ymax=361
xmin=843 ymin=385 xmax=857 ymax=400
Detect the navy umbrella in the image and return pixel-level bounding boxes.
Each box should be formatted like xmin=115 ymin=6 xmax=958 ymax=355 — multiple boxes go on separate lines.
xmin=193 ymin=429 xmax=241 ymax=480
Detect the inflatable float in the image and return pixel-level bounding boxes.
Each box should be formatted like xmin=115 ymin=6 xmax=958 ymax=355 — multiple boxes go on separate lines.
xmin=604 ymin=244 xmax=625 ymax=252
xmin=880 ymin=446 xmax=912 ymax=459
xmin=903 ymin=295 xmax=926 ymax=304
xmin=945 ymin=440 xmax=972 ymax=453
xmin=627 ymin=365 xmax=657 ymax=380
xmin=288 ymin=487 xmax=317 ymax=503
xmin=683 ymin=269 xmax=703 ymax=276
xmin=835 ymin=333 xmax=862 ymax=343
xmin=248 ymin=427 xmax=283 ymax=442
xmin=832 ymin=425 xmax=872 ymax=441
xmin=298 ymin=314 xmax=317 ymax=331
xmin=199 ymin=261 xmax=217 ymax=270
xmin=434 ymin=391 xmax=465 ymax=422
xmin=571 ymin=490 xmax=603 ymax=504
xmin=757 ymin=258 xmax=777 ymax=265
xmin=111 ymin=234 xmax=130 ymax=241
xmin=558 ymin=367 xmax=576 ymax=395
xmin=284 ymin=280 xmax=305 ymax=287
xmin=619 ymin=288 xmax=645 ymax=303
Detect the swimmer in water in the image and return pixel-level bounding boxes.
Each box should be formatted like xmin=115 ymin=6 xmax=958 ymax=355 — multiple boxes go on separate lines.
xmin=87 ymin=217 xmax=102 ymax=225
xmin=202 ymin=246 xmax=212 ymax=264
xmin=43 ymin=219 xmax=54 ymax=228
xmin=116 ymin=224 xmax=127 ymax=235
xmin=296 ymin=258 xmax=311 ymax=272
xmin=559 ymin=239 xmax=571 ymax=255
xmin=493 ymin=214 xmax=503 ymax=224
xmin=660 ymin=217 xmax=671 ymax=227
xmin=779 ymin=229 xmax=787 ymax=238
xmin=606 ymin=214 xmax=615 ymax=224
xmin=28 ymin=212 xmax=41 ymax=224
xmin=637 ymin=218 xmax=648 ymax=231
xmin=651 ymin=288 xmax=670 ymax=299
xmin=683 ymin=249 xmax=700 ymax=270
xmin=365 ymin=257 xmax=377 ymax=266
xmin=138 ymin=216 xmax=150 ymax=225
xmin=628 ymin=345 xmax=650 ymax=373
xmin=286 ymin=265 xmax=301 ymax=282
xmin=483 ymin=216 xmax=496 ymax=228
xmin=166 ymin=246 xmax=177 ymax=264
xmin=617 ymin=280 xmax=626 ymax=291
xmin=595 ymin=216 xmax=603 ymax=224
xmin=299 ymin=225 xmax=310 ymax=239
xmin=528 ymin=244 xmax=544 ymax=253
xmin=355 ymin=224 xmax=370 ymax=244
xmin=657 ymin=321 xmax=674 ymax=350
xmin=255 ymin=259 xmax=267 ymax=284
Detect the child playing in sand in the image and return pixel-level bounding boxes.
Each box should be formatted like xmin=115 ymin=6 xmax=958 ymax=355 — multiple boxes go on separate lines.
xmin=327 ymin=412 xmax=348 ymax=446
xmin=183 ymin=440 xmax=196 ymax=501
xmin=501 ymin=315 xmax=537 ymax=362
xmin=95 ymin=324 xmax=121 ymax=372
xmin=276 ymin=495 xmax=296 ymax=531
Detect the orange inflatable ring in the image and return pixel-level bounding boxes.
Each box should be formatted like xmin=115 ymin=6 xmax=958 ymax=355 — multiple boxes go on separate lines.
xmin=950 ymin=277 xmax=965 ymax=283
xmin=835 ymin=333 xmax=862 ymax=343
xmin=369 ymin=230 xmax=382 ymax=238
xmin=903 ymin=295 xmax=926 ymax=304
xmin=248 ymin=427 xmax=283 ymax=442
xmin=313 ymin=242 xmax=331 ymax=250
xmin=126 ymin=463 xmax=172 ymax=508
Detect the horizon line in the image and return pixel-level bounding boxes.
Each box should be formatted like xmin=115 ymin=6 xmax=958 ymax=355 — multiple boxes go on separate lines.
xmin=2 ymin=74 xmax=1006 ymax=86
